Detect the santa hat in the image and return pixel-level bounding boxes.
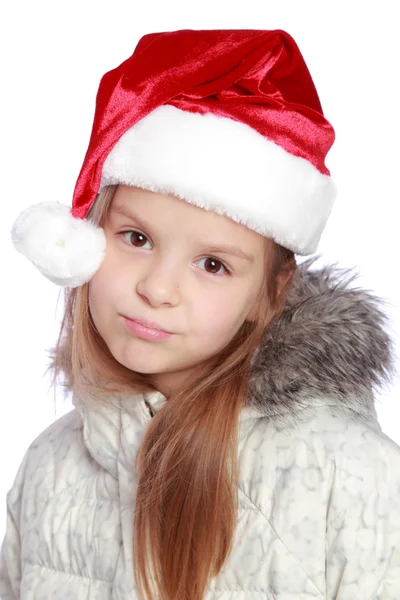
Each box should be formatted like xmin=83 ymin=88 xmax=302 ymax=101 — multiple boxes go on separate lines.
xmin=11 ymin=28 xmax=336 ymax=287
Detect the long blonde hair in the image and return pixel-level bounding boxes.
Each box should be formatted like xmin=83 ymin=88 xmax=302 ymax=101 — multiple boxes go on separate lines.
xmin=49 ymin=184 xmax=297 ymax=600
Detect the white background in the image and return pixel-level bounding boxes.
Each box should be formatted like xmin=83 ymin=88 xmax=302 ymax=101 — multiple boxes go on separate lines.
xmin=1 ymin=1 xmax=399 ymax=539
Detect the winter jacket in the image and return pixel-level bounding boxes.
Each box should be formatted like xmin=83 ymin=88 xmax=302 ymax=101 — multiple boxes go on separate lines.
xmin=1 ymin=259 xmax=400 ymax=599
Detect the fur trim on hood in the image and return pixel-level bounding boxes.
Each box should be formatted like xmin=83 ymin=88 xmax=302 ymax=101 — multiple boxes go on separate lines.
xmin=248 ymin=256 xmax=396 ymax=424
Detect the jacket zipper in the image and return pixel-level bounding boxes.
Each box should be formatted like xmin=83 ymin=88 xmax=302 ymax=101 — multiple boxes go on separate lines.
xmin=144 ymin=399 xmax=155 ymax=418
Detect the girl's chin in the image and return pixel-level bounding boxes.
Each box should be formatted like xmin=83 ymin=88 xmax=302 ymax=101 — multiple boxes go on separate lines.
xmin=117 ymin=360 xmax=166 ymax=375
xmin=112 ymin=352 xmax=175 ymax=376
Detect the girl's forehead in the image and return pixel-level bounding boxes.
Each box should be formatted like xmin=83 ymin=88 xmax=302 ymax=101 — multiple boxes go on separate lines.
xmin=112 ymin=184 xmax=204 ymax=216
xmin=110 ymin=186 xmax=267 ymax=254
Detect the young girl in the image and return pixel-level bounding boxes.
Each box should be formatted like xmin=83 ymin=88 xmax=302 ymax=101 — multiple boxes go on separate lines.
xmin=1 ymin=28 xmax=400 ymax=600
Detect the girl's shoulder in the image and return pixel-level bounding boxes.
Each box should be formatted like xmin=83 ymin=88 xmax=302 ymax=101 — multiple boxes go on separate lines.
xmin=30 ymin=408 xmax=82 ymax=449
xmin=8 ymin=409 xmax=88 ymax=509
xmin=237 ymin=402 xmax=400 ymax=597
xmin=26 ymin=409 xmax=84 ymax=470
xmin=240 ymin=400 xmax=400 ymax=505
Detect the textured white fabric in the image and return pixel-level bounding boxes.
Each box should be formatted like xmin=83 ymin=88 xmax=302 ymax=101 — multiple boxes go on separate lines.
xmin=10 ymin=202 xmax=106 ymax=287
xmin=1 ymin=389 xmax=400 ymax=599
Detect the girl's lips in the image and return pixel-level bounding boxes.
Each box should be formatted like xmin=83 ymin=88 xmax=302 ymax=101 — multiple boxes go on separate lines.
xmin=134 ymin=316 xmax=171 ymax=332
xmin=121 ymin=316 xmax=173 ymax=341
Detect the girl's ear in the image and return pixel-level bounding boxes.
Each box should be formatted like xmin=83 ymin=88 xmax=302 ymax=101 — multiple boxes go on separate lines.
xmin=276 ymin=258 xmax=297 ymax=298
xmin=247 ymin=258 xmax=296 ymax=323
xmin=247 ymin=288 xmax=265 ymax=323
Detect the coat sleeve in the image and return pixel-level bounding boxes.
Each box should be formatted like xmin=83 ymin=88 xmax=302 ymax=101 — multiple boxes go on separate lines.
xmin=325 ymin=444 xmax=400 ymax=599
xmin=0 ymin=450 xmax=30 ymax=600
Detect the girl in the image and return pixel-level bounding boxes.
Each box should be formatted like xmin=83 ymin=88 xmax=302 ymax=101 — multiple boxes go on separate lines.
xmin=1 ymin=28 xmax=400 ymax=600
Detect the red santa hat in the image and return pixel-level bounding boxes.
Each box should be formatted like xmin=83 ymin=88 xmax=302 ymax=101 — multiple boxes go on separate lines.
xmin=11 ymin=28 xmax=336 ymax=287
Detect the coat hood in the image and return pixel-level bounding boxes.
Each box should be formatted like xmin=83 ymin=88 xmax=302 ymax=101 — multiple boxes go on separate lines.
xmin=247 ymin=256 xmax=396 ymax=424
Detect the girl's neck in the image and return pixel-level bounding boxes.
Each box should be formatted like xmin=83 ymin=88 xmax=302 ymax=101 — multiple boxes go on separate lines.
xmin=149 ymin=368 xmax=196 ymax=398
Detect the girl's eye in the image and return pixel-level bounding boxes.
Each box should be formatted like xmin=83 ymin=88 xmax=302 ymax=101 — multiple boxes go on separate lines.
xmin=197 ymin=257 xmax=229 ymax=276
xmin=119 ymin=231 xmax=229 ymax=275
xmin=121 ymin=230 xmax=151 ymax=248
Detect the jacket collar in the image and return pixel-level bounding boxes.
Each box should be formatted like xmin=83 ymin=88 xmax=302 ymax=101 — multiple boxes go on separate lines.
xmin=247 ymin=256 xmax=395 ymax=423
xmin=73 ymin=258 xmax=395 ymax=476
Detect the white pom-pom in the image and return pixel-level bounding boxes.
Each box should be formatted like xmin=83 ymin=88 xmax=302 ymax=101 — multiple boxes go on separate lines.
xmin=11 ymin=202 xmax=106 ymax=287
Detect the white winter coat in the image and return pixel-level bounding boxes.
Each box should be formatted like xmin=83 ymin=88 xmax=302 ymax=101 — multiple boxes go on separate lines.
xmin=1 ymin=260 xmax=400 ymax=599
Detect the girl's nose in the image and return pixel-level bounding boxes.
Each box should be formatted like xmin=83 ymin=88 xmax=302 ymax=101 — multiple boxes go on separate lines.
xmin=136 ymin=262 xmax=181 ymax=307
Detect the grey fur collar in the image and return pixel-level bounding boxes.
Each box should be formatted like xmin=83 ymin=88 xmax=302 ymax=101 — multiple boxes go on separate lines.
xmin=248 ymin=256 xmax=396 ymax=422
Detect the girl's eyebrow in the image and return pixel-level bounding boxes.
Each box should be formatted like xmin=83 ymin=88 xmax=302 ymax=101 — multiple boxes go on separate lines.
xmin=112 ymin=206 xmax=146 ymax=226
xmin=111 ymin=205 xmax=254 ymax=263
xmin=196 ymin=244 xmax=254 ymax=263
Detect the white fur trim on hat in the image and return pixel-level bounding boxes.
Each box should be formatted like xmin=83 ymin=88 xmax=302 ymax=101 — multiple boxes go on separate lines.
xmin=11 ymin=202 xmax=106 ymax=287
xmin=101 ymin=104 xmax=336 ymax=255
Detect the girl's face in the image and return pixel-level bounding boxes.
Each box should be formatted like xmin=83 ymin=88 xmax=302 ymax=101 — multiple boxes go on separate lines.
xmin=88 ymin=185 xmax=267 ymax=396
